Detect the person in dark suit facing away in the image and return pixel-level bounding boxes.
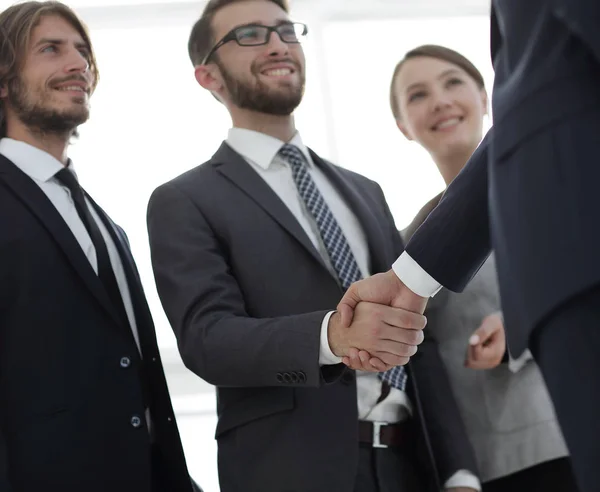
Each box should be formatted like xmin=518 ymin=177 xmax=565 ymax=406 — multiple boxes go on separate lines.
xmin=338 ymin=2 xmax=600 ymax=491
xmin=146 ymin=1 xmax=482 ymax=492
xmin=0 ymin=2 xmax=201 ymax=491
xmin=389 ymin=44 xmax=577 ymax=492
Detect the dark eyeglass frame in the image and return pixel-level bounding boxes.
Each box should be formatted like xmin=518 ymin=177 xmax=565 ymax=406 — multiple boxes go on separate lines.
xmin=201 ymin=22 xmax=308 ymax=65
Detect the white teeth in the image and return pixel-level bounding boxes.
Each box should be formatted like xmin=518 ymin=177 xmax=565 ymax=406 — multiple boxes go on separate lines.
xmin=58 ymin=86 xmax=84 ymax=92
xmin=264 ymin=68 xmax=292 ymax=76
xmin=435 ymin=117 xmax=461 ymax=130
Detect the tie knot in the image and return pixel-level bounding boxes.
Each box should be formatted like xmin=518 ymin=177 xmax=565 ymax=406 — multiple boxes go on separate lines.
xmin=55 ymin=167 xmax=81 ymax=196
xmin=278 ymin=143 xmax=307 ymax=172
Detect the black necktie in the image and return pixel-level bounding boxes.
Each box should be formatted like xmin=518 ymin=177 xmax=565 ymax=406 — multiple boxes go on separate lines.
xmin=55 ymin=167 xmax=129 ymax=328
xmin=55 ymin=168 xmax=152 ymax=413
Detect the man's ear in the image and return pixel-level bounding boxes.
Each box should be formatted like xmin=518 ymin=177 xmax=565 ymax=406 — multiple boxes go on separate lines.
xmin=396 ymin=119 xmax=413 ymax=141
xmin=194 ymin=64 xmax=223 ymax=93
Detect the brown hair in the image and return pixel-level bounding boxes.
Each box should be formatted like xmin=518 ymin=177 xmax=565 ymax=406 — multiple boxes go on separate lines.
xmin=0 ymin=1 xmax=99 ymax=136
xmin=389 ymin=44 xmax=485 ymax=120
xmin=188 ymin=0 xmax=289 ymax=66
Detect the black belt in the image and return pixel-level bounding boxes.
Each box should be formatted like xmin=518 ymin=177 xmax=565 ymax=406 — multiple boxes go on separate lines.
xmin=358 ymin=420 xmax=414 ymax=448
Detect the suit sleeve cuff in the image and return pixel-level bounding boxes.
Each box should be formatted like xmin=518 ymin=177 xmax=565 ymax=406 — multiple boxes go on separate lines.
xmin=443 ymin=469 xmax=481 ymax=491
xmin=392 ymin=252 xmax=443 ymax=298
xmin=319 ymin=311 xmax=343 ymax=365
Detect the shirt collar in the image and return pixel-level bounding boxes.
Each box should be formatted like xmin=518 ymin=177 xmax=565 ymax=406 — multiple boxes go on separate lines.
xmin=226 ymin=127 xmax=313 ymax=170
xmin=0 ymin=137 xmax=75 ymax=182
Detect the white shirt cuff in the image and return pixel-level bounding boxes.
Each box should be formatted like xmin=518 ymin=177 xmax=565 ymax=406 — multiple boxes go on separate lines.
xmin=508 ymin=348 xmax=534 ymax=373
xmin=319 ymin=311 xmax=343 ymax=365
xmin=443 ymin=469 xmax=481 ymax=491
xmin=392 ymin=252 xmax=443 ymax=298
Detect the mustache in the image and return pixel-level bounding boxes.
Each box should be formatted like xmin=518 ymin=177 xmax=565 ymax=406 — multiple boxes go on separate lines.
xmin=49 ymin=75 xmax=90 ymax=91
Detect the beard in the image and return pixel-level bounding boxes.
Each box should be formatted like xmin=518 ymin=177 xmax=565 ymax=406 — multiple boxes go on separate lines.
xmin=7 ymin=75 xmax=90 ymax=136
xmin=217 ymin=58 xmax=305 ymax=116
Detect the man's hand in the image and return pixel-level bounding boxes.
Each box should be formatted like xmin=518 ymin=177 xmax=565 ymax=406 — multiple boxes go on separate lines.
xmin=328 ymin=302 xmax=426 ymax=368
xmin=336 ymin=270 xmax=428 ymax=371
xmin=337 ymin=270 xmax=428 ymax=326
xmin=465 ymin=312 xmax=506 ymax=370
xmin=342 ymin=347 xmax=386 ymax=372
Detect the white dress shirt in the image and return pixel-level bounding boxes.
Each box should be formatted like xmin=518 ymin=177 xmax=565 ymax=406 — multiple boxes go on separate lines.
xmin=0 ymin=138 xmax=152 ymax=429
xmin=227 ymin=128 xmax=480 ymax=491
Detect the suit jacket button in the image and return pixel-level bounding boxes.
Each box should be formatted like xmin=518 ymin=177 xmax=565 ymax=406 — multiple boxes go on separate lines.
xmin=298 ymin=371 xmax=307 ymax=383
xmin=130 ymin=415 xmax=142 ymax=429
xmin=290 ymin=371 xmax=299 ymax=383
xmin=283 ymin=372 xmax=292 ymax=384
xmin=276 ymin=372 xmax=284 ymax=383
xmin=120 ymin=356 xmax=131 ymax=368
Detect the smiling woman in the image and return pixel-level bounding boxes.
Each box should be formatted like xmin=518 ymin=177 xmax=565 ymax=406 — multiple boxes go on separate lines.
xmin=390 ymin=44 xmax=488 ymax=185
xmin=321 ymin=16 xmax=493 ymax=229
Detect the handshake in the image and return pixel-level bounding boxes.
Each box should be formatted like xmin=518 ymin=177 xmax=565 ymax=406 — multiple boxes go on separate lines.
xmin=329 ymin=270 xmax=506 ymax=372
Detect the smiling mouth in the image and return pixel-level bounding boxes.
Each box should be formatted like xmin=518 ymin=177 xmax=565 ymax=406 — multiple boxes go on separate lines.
xmin=432 ymin=116 xmax=463 ymax=131
xmin=261 ymin=67 xmax=294 ymax=77
xmin=55 ymin=85 xmax=87 ymax=93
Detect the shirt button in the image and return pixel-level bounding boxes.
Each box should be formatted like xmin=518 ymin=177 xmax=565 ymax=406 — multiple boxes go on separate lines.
xmin=120 ymin=357 xmax=131 ymax=368
xmin=130 ymin=415 xmax=142 ymax=428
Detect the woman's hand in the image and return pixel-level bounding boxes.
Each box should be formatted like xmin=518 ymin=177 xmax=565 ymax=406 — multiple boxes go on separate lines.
xmin=465 ymin=312 xmax=506 ymax=370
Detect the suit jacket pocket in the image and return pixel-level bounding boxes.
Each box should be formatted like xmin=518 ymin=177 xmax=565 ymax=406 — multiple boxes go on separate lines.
xmin=215 ymin=387 xmax=294 ymax=439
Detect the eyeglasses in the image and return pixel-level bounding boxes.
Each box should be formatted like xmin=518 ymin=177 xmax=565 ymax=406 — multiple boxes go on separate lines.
xmin=201 ymin=22 xmax=308 ymax=65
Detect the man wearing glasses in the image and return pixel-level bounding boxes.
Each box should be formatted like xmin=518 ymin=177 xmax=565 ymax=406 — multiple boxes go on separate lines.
xmin=147 ymin=1 xmax=479 ymax=491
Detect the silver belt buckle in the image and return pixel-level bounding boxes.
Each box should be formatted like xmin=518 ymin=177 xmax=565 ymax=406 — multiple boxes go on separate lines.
xmin=372 ymin=421 xmax=388 ymax=449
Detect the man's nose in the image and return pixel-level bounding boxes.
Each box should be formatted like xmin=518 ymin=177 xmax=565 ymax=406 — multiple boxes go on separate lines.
xmin=264 ymin=30 xmax=290 ymax=56
xmin=63 ymin=47 xmax=89 ymax=74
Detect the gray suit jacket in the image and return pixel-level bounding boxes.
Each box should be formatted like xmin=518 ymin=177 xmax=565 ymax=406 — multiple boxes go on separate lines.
xmin=147 ymin=143 xmax=477 ymax=492
xmin=405 ymin=195 xmax=568 ymax=482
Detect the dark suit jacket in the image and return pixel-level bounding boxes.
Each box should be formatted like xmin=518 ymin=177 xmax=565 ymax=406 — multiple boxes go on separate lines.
xmin=147 ymin=142 xmax=477 ymax=492
xmin=0 ymin=155 xmax=196 ymax=492
xmin=406 ymin=0 xmax=600 ymax=355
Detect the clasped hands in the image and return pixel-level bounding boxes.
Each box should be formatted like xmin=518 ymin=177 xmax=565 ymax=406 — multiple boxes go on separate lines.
xmin=332 ymin=270 xmax=506 ymax=372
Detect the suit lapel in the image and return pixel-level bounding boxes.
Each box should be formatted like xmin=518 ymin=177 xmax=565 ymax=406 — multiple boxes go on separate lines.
xmin=309 ymin=150 xmax=391 ymax=275
xmin=86 ymin=194 xmax=157 ymax=350
xmin=213 ymin=142 xmax=328 ymax=270
xmin=0 ymin=155 xmax=125 ymax=328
